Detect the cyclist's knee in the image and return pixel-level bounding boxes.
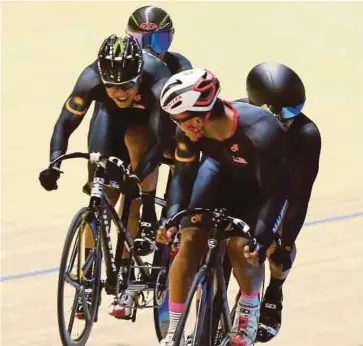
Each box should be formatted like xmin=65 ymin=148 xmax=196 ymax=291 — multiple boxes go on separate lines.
xmin=104 ymin=185 xmax=120 ymax=206
xmin=140 ymin=167 xmax=158 ymax=191
xmin=125 ymin=125 xmax=151 ymax=167
xmin=227 ymin=236 xmax=249 ymax=259
xmin=128 ymin=198 xmax=142 ymax=218
xmin=178 ymin=227 xmax=208 ymax=260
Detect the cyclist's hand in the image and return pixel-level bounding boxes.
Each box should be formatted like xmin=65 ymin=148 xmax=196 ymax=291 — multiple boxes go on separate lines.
xmin=156 ymin=225 xmax=178 ymax=244
xmin=39 ymin=167 xmax=62 ymax=191
xmin=244 ymin=240 xmax=267 ymax=267
xmin=269 ymin=244 xmax=293 ymax=272
xmin=120 ymin=174 xmax=142 ymax=199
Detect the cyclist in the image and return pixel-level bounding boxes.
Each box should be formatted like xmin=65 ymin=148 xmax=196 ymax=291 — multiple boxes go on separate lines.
xmin=104 ymin=5 xmax=195 ymax=320
xmin=157 ymin=68 xmax=287 ymax=345
xmin=235 ymin=62 xmax=321 ymax=342
xmin=126 ymin=5 xmax=192 ymax=75
xmin=126 ymin=5 xmax=193 ymax=159
xmin=38 ymin=34 xmax=174 ymax=318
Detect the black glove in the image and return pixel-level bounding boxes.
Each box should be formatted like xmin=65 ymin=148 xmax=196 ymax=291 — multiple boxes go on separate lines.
xmin=39 ymin=167 xmax=62 ymax=191
xmin=270 ymin=244 xmax=293 ymax=271
xmin=120 ymin=174 xmax=142 ymax=199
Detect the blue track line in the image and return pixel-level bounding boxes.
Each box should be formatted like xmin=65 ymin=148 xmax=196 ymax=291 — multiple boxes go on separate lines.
xmin=1 ymin=210 xmax=362 ymax=283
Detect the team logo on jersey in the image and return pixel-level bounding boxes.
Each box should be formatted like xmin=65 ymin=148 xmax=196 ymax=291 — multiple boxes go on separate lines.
xmin=65 ymin=96 xmax=87 ymax=116
xmin=233 ymin=156 xmax=248 ymax=165
xmin=191 ymin=214 xmax=202 ymax=224
xmin=131 ymin=94 xmax=146 ymax=109
xmin=140 ymin=22 xmax=159 ymax=30
xmin=230 ymin=144 xmax=239 ymax=152
xmin=74 ymin=96 xmax=85 ymax=106
xmin=132 ymin=104 xmax=146 ymax=109
xmin=177 ymin=142 xmax=188 ymax=151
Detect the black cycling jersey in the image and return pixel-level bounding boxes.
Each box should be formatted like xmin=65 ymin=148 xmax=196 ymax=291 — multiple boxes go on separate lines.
xmin=84 ymin=50 xmax=193 ymax=181
xmin=49 ymin=50 xmax=172 ymax=168
xmin=234 ymin=98 xmax=321 ymax=246
xmin=132 ymin=50 xmax=193 ymax=180
xmin=167 ymin=101 xmax=287 ymax=247
xmin=163 ymin=51 xmax=193 ymax=75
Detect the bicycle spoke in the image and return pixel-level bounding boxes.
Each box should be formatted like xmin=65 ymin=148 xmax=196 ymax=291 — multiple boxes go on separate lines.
xmin=67 ymin=289 xmax=80 ymax=335
xmin=66 ymin=233 xmax=80 ymax=275
xmin=80 ymin=287 xmax=92 ymax=323
xmin=78 ymin=223 xmax=86 ymax=282
xmin=82 ymin=249 xmax=96 ymax=277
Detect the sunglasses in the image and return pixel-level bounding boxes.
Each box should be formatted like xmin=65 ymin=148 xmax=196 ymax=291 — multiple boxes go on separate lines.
xmin=170 ymin=112 xmax=210 ymax=125
xmin=127 ymin=30 xmax=173 ymax=54
xmin=264 ymin=103 xmax=305 ymax=121
xmin=103 ymin=76 xmax=141 ymax=90
xmin=279 ymin=102 xmax=305 ymax=120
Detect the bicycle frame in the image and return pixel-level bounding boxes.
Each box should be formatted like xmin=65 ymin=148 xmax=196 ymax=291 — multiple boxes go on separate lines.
xmin=165 ymin=208 xmax=253 ymax=346
xmin=173 ymin=224 xmax=234 ymax=345
xmin=87 ymin=162 xmax=157 ymax=295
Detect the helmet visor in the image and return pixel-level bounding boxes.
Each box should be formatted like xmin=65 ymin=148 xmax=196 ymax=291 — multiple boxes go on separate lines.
xmin=128 ymin=30 xmax=173 ymax=54
xmin=103 ymin=75 xmax=141 ymax=90
xmin=280 ymin=102 xmax=305 ymax=119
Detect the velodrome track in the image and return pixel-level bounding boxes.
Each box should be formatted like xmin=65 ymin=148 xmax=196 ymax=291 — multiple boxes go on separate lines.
xmin=2 ymin=2 xmax=363 ymax=345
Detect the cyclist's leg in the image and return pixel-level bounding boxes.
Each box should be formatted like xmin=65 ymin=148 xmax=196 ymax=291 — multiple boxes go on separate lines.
xmin=122 ymin=122 xmax=159 ymax=247
xmin=162 ymin=156 xmax=221 ymax=344
xmin=226 ymin=180 xmax=266 ymax=345
xmin=110 ymin=112 xmax=160 ymax=319
xmin=257 ymin=202 xmax=297 ymax=342
xmin=84 ymin=104 xmax=121 ymax=256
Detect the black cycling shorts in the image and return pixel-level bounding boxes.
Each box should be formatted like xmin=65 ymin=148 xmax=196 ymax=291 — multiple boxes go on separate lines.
xmin=86 ymin=103 xmax=151 ymax=184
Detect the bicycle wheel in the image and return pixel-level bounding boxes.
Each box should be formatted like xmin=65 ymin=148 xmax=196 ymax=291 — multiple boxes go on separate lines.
xmin=57 ymin=207 xmax=102 ymax=346
xmin=153 ymin=168 xmax=173 ymax=341
xmin=153 ymin=244 xmax=172 ymax=341
xmin=173 ymin=267 xmax=213 ymax=346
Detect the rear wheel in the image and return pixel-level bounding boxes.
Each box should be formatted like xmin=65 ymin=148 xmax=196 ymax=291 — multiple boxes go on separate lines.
xmin=57 ymin=208 xmax=102 ymax=346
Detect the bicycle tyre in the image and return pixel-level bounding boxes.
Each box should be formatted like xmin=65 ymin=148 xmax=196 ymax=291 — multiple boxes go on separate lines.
xmin=57 ymin=208 xmax=102 ymax=346
xmin=153 ymin=244 xmax=172 ymax=341
xmin=173 ymin=266 xmax=212 ymax=346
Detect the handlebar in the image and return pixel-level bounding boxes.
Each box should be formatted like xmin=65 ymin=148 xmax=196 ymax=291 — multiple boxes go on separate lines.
xmin=165 ymin=208 xmax=253 ymax=241
xmin=49 ymin=152 xmax=130 ymax=177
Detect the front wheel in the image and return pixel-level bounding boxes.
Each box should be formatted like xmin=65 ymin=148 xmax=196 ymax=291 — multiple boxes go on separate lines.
xmin=57 ymin=208 xmax=102 ymax=346
xmin=173 ymin=267 xmax=213 ymax=346
xmin=153 ymin=244 xmax=172 ymax=341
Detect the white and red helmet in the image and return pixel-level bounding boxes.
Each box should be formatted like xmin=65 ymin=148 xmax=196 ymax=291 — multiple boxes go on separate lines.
xmin=160 ymin=68 xmax=221 ymax=115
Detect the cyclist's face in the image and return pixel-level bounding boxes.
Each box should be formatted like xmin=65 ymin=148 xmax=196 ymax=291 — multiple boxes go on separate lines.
xmin=172 ymin=113 xmax=205 ymax=142
xmin=105 ymin=85 xmax=139 ymax=108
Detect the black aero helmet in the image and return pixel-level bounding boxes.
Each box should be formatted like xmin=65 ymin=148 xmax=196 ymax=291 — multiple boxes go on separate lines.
xmin=128 ymin=6 xmax=174 ymax=32
xmin=127 ymin=6 xmax=174 ymax=54
xmin=97 ymin=34 xmax=143 ymax=85
xmin=246 ymin=62 xmax=306 ymax=119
